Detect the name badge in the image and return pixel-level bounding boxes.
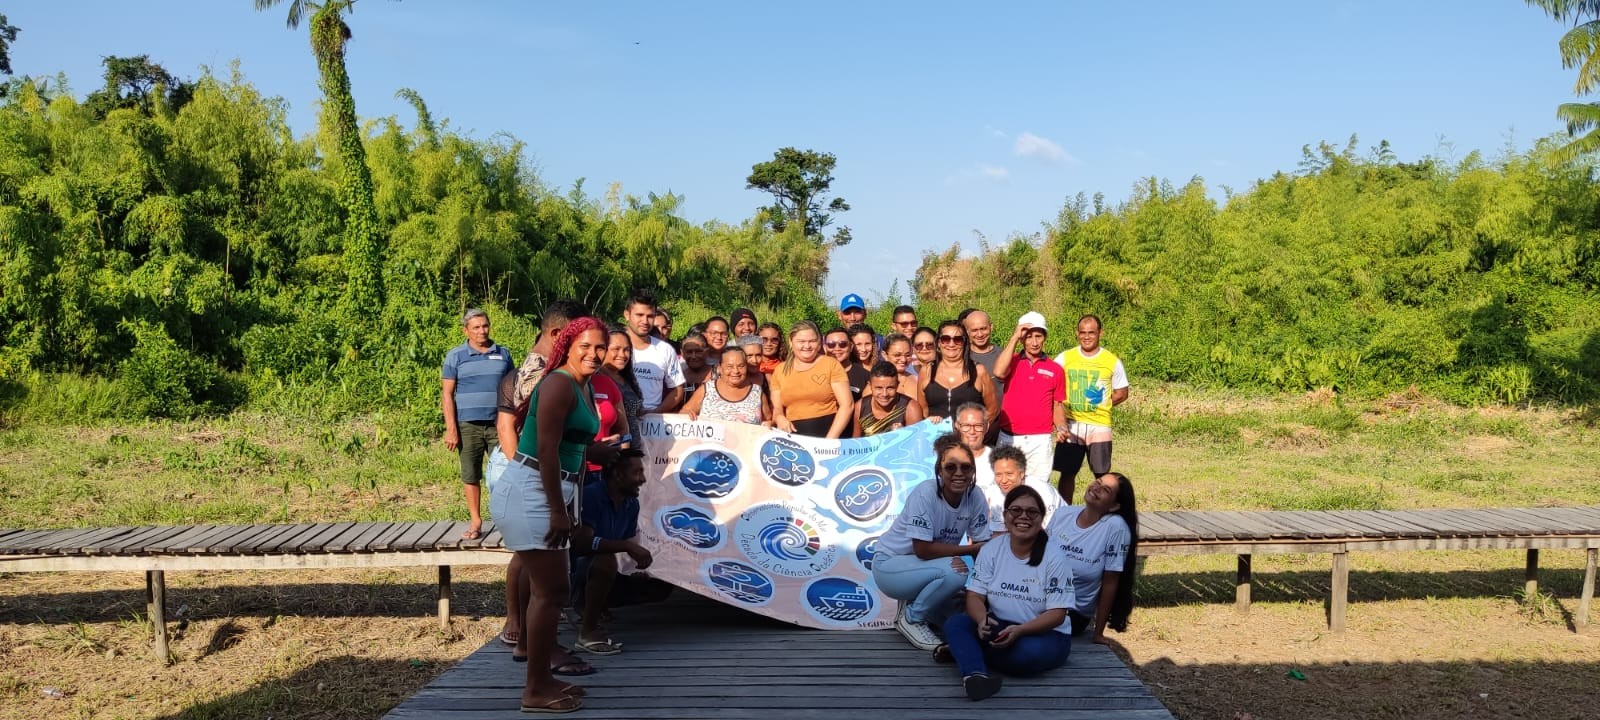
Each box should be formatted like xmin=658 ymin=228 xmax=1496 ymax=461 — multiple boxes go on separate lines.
xmin=1037 ymin=369 xmax=1055 ymax=378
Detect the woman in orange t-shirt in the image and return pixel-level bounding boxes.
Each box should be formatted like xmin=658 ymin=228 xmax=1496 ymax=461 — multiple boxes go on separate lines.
xmin=768 ymin=320 xmax=853 ymax=438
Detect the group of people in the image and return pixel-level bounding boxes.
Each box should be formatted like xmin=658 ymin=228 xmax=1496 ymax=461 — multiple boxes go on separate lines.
xmin=438 ymin=290 xmax=1140 ymax=710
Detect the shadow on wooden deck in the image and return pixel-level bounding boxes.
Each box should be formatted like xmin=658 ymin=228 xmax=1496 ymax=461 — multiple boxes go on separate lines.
xmin=382 ymin=592 xmax=1174 ymax=720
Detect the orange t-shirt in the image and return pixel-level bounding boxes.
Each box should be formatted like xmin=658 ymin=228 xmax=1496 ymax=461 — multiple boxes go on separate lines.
xmin=770 ymin=356 xmax=847 ymax=420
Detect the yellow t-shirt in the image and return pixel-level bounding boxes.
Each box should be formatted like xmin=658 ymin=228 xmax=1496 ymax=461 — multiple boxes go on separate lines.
xmin=1054 ymin=347 xmax=1125 ymax=427
xmin=771 ymin=356 xmax=847 ymax=421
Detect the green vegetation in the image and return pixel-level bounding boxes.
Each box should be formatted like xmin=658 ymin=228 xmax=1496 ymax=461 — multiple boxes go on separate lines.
xmin=916 ymin=137 xmax=1600 ymax=406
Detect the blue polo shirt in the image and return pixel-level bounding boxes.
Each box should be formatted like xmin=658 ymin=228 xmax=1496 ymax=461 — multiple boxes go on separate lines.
xmin=442 ymin=341 xmax=513 ymax=423
xmin=582 ymin=479 xmax=639 ymax=542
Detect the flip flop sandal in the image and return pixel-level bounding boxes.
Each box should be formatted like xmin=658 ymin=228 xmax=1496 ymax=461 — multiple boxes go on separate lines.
xmin=520 ymin=695 xmax=582 ymax=714
xmin=574 ymin=638 xmax=623 ymax=656
xmin=559 ymin=684 xmax=587 ymax=697
xmin=932 ymin=644 xmax=953 ymax=664
xmin=550 ymin=659 xmax=596 ymax=676
xmin=499 ymin=630 xmax=519 ymax=647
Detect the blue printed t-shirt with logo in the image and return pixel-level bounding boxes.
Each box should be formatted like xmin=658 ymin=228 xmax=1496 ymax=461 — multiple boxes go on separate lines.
xmin=443 ymin=341 xmax=514 ymax=423
xmin=1046 ymin=506 xmax=1130 ymax=616
xmin=874 ymin=478 xmax=992 ymax=558
xmin=967 ymin=539 xmax=1076 ymax=634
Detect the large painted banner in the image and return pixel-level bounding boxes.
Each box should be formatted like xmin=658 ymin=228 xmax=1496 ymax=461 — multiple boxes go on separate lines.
xmin=633 ymin=414 xmax=948 ymax=630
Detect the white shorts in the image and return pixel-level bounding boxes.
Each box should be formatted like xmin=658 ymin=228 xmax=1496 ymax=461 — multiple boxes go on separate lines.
xmin=489 ymin=460 xmax=579 ymax=551
xmin=997 ymin=432 xmax=1054 ymax=484
xmin=1065 ymin=421 xmax=1113 ymax=444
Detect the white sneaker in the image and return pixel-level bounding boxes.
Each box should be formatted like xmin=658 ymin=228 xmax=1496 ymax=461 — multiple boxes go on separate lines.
xmin=895 ymin=607 xmax=942 ymax=650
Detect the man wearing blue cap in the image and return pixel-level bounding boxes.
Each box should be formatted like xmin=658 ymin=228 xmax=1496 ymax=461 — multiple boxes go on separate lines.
xmin=838 ymin=293 xmax=867 ymax=327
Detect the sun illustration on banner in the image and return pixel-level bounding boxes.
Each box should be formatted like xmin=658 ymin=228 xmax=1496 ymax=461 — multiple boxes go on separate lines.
xmin=658 ymin=506 xmax=723 ymax=550
xmin=676 ymin=448 xmax=742 ymax=500
xmin=832 ymin=467 xmax=894 ymax=522
xmin=736 ymin=503 xmax=840 ymax=578
xmin=757 ymin=435 xmax=817 ymax=486
xmin=703 ymin=560 xmax=774 ymax=606
xmin=803 ymin=577 xmax=877 ymax=626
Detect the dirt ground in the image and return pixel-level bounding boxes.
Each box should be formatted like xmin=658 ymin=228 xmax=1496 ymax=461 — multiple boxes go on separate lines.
xmin=2 ymin=550 xmax=1596 ymax=720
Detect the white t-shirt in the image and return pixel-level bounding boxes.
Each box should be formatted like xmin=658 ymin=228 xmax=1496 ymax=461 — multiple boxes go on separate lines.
xmin=967 ymin=539 xmax=1076 ymax=634
xmin=630 ymin=336 xmax=685 ymax=409
xmin=875 ymin=479 xmax=992 ymax=558
xmin=1046 ymin=506 xmax=1130 ymax=616
xmin=983 ymin=479 xmax=1064 ymax=533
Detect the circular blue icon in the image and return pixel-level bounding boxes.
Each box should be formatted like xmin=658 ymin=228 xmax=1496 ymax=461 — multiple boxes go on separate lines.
xmin=833 ymin=467 xmax=894 ymax=522
xmin=704 ymin=560 xmax=774 ymax=606
xmin=677 ymin=448 xmax=742 ymax=499
xmin=854 ymin=535 xmax=881 ymax=571
xmin=803 ymin=577 xmax=876 ymax=625
xmin=658 ymin=506 xmax=723 ymax=550
xmin=758 ymin=436 xmax=816 ymax=486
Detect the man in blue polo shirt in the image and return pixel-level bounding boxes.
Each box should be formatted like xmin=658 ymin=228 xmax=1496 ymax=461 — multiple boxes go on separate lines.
xmin=442 ymin=308 xmax=514 ymax=540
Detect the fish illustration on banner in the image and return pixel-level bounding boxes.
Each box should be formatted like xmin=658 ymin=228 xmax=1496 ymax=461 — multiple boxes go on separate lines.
xmin=634 ymin=415 xmax=949 ymax=630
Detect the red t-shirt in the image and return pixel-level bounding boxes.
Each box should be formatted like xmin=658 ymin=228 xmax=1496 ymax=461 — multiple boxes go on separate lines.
xmin=999 ymin=354 xmax=1065 ymax=435
xmin=585 ymin=373 xmax=624 ymax=472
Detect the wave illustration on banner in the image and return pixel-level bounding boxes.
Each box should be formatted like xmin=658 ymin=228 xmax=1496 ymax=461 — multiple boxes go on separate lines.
xmin=635 ymin=414 xmax=950 ymax=630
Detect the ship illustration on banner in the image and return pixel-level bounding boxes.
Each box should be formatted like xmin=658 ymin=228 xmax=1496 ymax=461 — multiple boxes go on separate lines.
xmin=635 ymin=415 xmax=949 ymax=630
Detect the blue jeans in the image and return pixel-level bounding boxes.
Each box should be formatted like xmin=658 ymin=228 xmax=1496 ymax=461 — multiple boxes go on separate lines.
xmin=943 ymin=613 xmax=1071 ymax=678
xmin=871 ymin=553 xmax=968 ymax=624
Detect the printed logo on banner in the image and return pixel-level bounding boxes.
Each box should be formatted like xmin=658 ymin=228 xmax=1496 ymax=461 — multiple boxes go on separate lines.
xmin=803 ymin=577 xmax=877 ymax=626
xmin=833 ymin=467 xmax=894 ymax=522
xmin=735 ymin=503 xmax=840 ymax=578
xmin=853 ymin=535 xmax=881 ymax=571
xmin=657 ymin=506 xmax=724 ymax=551
xmin=757 ymin=436 xmax=817 ymax=486
xmin=703 ymin=560 xmax=775 ymax=606
xmin=675 ymin=447 xmax=743 ymax=500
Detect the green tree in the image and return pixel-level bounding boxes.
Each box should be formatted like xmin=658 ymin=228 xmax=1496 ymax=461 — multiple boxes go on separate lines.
xmin=0 ymin=14 xmax=17 ymax=98
xmin=82 ymin=55 xmax=194 ymax=119
xmin=254 ymin=0 xmax=385 ymax=329
xmin=746 ymin=147 xmax=852 ymax=247
xmin=1528 ymin=1 xmax=1600 ymax=159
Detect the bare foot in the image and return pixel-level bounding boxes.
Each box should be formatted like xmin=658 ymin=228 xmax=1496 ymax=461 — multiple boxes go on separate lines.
xmin=462 ymin=520 xmax=483 ymax=540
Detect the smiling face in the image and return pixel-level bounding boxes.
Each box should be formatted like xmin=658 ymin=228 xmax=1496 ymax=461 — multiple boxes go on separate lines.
xmin=566 ymin=328 xmax=609 ymax=380
xmin=1004 ymin=491 xmax=1045 ymax=541
xmin=963 ymin=311 xmax=992 ymax=349
xmin=605 ymin=332 xmax=632 ymax=372
xmin=1084 ymin=473 xmax=1123 ymax=513
xmin=824 ymin=330 xmax=852 ymax=364
xmin=885 ymin=339 xmax=913 ymax=373
xmin=838 ymin=306 xmax=866 ymax=325
xmin=612 ymin=455 xmax=647 ymax=497
xmin=790 ymin=328 xmax=821 ymax=363
xmin=992 ymin=457 xmax=1024 ymax=495
xmin=719 ymin=347 xmax=748 ymax=384
xmin=955 ymin=406 xmax=987 ymax=453
xmin=937 ymin=326 xmax=966 ymax=362
xmin=624 ymin=301 xmax=655 ymax=339
xmin=936 ymin=444 xmax=977 ymax=498
xmin=1077 ymin=317 xmax=1102 ymax=353
xmin=912 ymin=329 xmax=937 ymax=365
xmin=851 ymin=331 xmax=877 ymax=364
xmin=869 ymin=374 xmax=899 ymax=409
xmin=734 ymin=316 xmax=756 ymax=337
xmin=892 ymin=311 xmax=917 ymax=336
xmin=681 ymin=338 xmax=707 ymax=370
xmin=704 ymin=319 xmax=730 ymax=351
xmin=759 ymin=328 xmax=783 ymax=360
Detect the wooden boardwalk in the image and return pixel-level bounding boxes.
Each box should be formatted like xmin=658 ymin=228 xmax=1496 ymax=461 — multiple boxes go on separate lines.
xmin=381 ymin=593 xmax=1174 ymax=720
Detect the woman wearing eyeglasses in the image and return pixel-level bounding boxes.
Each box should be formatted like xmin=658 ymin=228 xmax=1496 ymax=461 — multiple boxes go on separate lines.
xmin=756 ymin=322 xmax=785 ymax=375
xmin=872 ymin=433 xmax=993 ymax=651
xmin=1046 ymin=472 xmax=1139 ymax=643
xmin=824 ymin=326 xmax=870 ymax=405
xmin=935 ymin=484 xmax=1075 ymax=700
xmin=921 ymin=320 xmax=1000 ymax=425
xmin=882 ymin=333 xmax=927 ymax=416
xmin=910 ymin=326 xmax=938 ymax=378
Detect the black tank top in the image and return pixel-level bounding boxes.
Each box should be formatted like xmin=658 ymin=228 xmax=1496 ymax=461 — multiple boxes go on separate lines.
xmin=924 ymin=368 xmax=983 ymax=419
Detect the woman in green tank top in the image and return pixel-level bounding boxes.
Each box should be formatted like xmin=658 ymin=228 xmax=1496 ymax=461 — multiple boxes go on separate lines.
xmin=490 ymin=316 xmax=616 ymax=713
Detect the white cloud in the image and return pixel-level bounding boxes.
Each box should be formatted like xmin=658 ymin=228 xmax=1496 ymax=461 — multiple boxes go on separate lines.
xmin=1013 ymin=131 xmax=1077 ymax=164
xmin=979 ymin=165 xmax=1010 ymax=181
xmin=985 ymin=125 xmax=1008 ymax=139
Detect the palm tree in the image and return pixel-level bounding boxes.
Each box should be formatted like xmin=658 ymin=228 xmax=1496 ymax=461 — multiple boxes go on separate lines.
xmin=254 ymin=0 xmax=385 ymax=322
xmin=1529 ymin=1 xmax=1600 ymax=159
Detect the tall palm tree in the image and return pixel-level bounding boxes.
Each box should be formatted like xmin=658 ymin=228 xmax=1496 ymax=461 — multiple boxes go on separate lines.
xmin=1529 ymin=1 xmax=1600 ymax=159
xmin=254 ymin=0 xmax=385 ymax=322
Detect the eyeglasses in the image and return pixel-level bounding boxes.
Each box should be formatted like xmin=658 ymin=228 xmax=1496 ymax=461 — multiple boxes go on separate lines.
xmin=938 ymin=335 xmax=965 ymax=345
xmin=955 ymin=422 xmax=986 ymax=432
xmin=913 ymin=342 xmax=936 ymax=350
xmin=706 ymin=329 xmax=727 ymax=337
xmin=940 ymin=461 xmax=976 ymax=475
xmin=824 ymin=340 xmax=850 ymax=348
xmin=1005 ymin=507 xmax=1044 ymax=519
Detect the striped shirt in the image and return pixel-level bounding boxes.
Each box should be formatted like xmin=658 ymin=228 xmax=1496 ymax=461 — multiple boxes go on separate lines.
xmin=442 ymin=342 xmax=513 ymax=423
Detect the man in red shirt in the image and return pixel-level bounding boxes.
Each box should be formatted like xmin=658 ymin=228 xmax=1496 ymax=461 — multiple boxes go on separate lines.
xmin=991 ymin=311 xmax=1067 ymax=485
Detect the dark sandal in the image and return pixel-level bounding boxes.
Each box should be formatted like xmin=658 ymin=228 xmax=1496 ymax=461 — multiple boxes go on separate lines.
xmin=932 ymin=644 xmax=953 ymax=664
xmin=963 ymin=672 xmax=1003 ymax=701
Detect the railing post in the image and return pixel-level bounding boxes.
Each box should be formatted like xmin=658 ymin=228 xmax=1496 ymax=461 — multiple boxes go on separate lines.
xmin=1235 ymin=554 xmax=1252 ymax=614
xmin=438 ymin=565 xmax=452 ymax=628
xmin=1578 ymin=547 xmax=1596 ymax=630
xmin=1329 ymin=551 xmax=1349 ymax=634
xmin=146 ymin=570 xmax=169 ymax=664
xmin=1524 ymin=549 xmax=1539 ymax=602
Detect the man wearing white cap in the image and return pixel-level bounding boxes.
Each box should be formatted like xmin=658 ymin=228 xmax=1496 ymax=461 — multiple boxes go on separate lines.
xmin=990 ymin=311 xmax=1067 ymax=485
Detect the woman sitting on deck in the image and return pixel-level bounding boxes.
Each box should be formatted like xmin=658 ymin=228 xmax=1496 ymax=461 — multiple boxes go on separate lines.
xmin=937 ymin=484 xmax=1076 ymax=700
xmin=871 ymin=433 xmax=992 ymax=650
xmin=1046 ymin=472 xmax=1139 ymax=642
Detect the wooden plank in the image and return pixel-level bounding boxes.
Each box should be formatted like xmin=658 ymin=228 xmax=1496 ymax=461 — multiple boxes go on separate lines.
xmin=137 ymin=525 xmax=222 ymax=554
xmin=1182 ymin=512 xmax=1257 ymax=541
xmin=1504 ymin=507 xmax=1590 ymax=534
xmin=1579 ymin=547 xmax=1596 ymax=628
xmin=1208 ymin=511 xmax=1286 ymax=540
xmin=1283 ymin=511 xmax=1370 ymax=539
xmin=416 ymin=521 xmax=463 ymax=551
xmin=0 ymin=528 xmax=78 ymax=553
xmin=325 ymin=522 xmax=387 ymax=553
xmin=235 ymin=523 xmax=313 ymax=554
xmin=366 ymin=523 xmax=416 ymax=552
xmin=1351 ymin=511 xmax=1438 ymax=537
xmin=291 ymin=522 xmax=359 ymax=553
xmin=181 ymin=524 xmax=258 ymax=554
xmin=1235 ymin=511 xmax=1312 ymax=539
xmin=1157 ymin=513 xmax=1225 ymax=541
xmin=1468 ymin=508 xmax=1558 ymax=536
xmin=314 ymin=522 xmax=380 ymax=554
xmin=103 ymin=526 xmax=194 ymax=554
xmin=1413 ymin=509 xmax=1503 ymax=535
xmin=30 ymin=527 xmax=118 ymax=553
xmin=259 ymin=523 xmax=328 ymax=553
xmin=389 ymin=521 xmax=444 ymax=552
xmin=387 ymin=710 xmax=1177 ymax=720
xmin=41 ymin=526 xmax=141 ymax=554
xmin=206 ymin=524 xmax=288 ymax=553
xmin=1330 ymin=551 xmax=1349 ymax=634
xmin=1251 ymin=512 xmax=1318 ymax=539
xmin=334 ymin=522 xmax=394 ymax=553
xmin=1323 ymin=511 xmax=1404 ymax=538
xmin=1133 ymin=513 xmax=1192 ymax=540
xmin=82 ymin=526 xmax=160 ymax=554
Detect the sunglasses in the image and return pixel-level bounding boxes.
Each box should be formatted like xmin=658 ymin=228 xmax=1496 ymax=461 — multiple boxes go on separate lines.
xmin=938 ymin=335 xmax=965 ymax=344
xmin=1005 ymin=507 xmax=1044 ymax=519
xmin=940 ymin=461 xmax=976 ymax=475
xmin=913 ymin=341 xmax=936 ymax=350
xmin=824 ymin=340 xmax=850 ymax=348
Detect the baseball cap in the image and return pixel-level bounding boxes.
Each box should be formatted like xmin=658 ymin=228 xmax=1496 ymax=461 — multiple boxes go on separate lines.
xmin=839 ymin=293 xmax=866 ymax=311
xmin=1017 ymin=311 xmax=1048 ymax=333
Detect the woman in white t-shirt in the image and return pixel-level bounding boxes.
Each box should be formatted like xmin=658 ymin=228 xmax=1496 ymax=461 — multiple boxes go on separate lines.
xmin=871 ymin=433 xmax=993 ymax=651
xmin=1046 ymin=471 xmax=1139 ymax=643
xmin=936 ymin=485 xmax=1075 ymax=700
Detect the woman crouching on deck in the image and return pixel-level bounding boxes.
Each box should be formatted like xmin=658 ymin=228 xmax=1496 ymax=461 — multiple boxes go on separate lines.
xmin=936 ymin=484 xmax=1075 ymax=701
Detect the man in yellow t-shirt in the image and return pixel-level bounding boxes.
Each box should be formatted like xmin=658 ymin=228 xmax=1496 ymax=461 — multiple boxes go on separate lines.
xmin=1051 ymin=315 xmax=1129 ymax=502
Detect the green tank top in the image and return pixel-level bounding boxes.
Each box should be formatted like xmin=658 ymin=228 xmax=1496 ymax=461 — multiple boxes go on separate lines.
xmin=515 ymin=369 xmax=600 ymax=478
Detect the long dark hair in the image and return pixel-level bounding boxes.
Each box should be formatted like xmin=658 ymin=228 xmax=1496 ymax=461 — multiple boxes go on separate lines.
xmin=605 ymin=323 xmax=643 ymax=397
xmin=1104 ymin=472 xmax=1140 ymax=632
xmin=928 ymin=319 xmax=975 ymax=380
xmin=1003 ymin=484 xmax=1050 ymax=567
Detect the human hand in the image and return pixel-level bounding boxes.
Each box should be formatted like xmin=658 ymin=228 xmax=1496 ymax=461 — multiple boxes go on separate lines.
xmin=951 ymin=557 xmax=968 ymax=574
xmin=571 ymin=524 xmax=595 ymax=553
xmin=976 ymin=614 xmax=996 ymax=639
xmin=776 ymin=417 xmax=796 ymax=433
xmin=1013 ymin=323 xmax=1032 ymax=341
xmin=443 ymin=428 xmax=460 ymax=451
xmin=628 ymin=544 xmax=654 ymax=570
xmin=990 ymin=625 xmax=1021 ymax=648
xmin=544 ymin=510 xmax=573 ymax=547
xmin=586 ymin=441 xmax=620 ymax=466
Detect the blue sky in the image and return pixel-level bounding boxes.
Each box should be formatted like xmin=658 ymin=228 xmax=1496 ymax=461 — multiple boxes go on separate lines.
xmin=7 ymin=1 xmax=1579 ymax=303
